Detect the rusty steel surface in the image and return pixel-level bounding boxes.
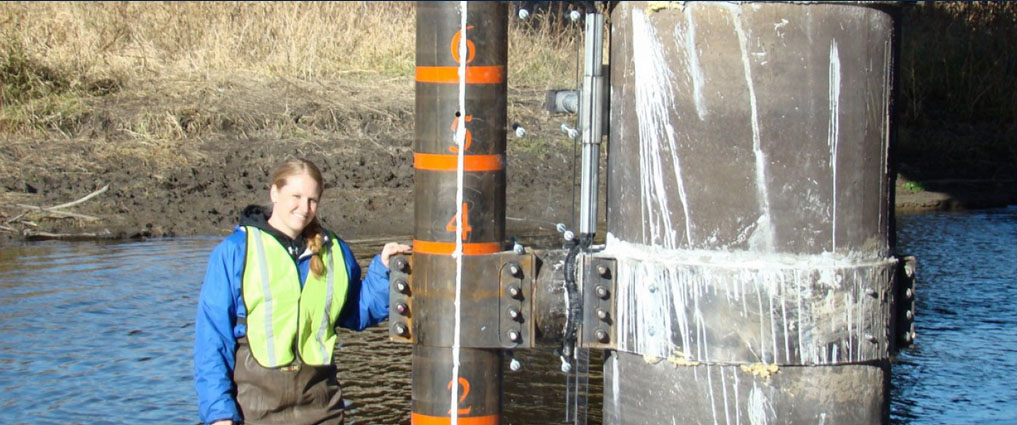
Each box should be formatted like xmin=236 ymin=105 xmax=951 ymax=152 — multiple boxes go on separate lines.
xmin=600 ymin=2 xmax=899 ymax=423
xmin=603 ymin=351 xmax=890 ymax=425
xmin=412 ymin=345 xmax=502 ymax=420
xmin=580 ymin=256 xmax=618 ymax=350
xmin=411 ymin=2 xmax=508 ymax=423
xmin=597 ymin=252 xmax=899 ymax=365
xmin=389 ymin=252 xmax=535 ymax=349
xmin=607 ymin=1 xmax=895 ymax=258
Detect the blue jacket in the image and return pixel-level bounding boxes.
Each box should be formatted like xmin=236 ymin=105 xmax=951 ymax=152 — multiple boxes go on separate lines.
xmin=193 ymin=226 xmax=390 ymax=424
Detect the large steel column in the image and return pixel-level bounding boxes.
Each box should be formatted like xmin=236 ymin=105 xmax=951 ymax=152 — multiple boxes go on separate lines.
xmin=601 ymin=2 xmax=898 ymax=424
xmin=410 ymin=2 xmax=507 ymax=424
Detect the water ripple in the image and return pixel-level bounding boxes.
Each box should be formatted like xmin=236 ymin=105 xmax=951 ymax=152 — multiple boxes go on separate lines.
xmin=1 ymin=208 xmax=1015 ymax=424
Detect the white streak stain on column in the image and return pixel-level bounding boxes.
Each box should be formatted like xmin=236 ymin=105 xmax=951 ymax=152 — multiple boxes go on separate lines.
xmin=779 ymin=273 xmax=791 ymax=364
xmin=612 ymin=353 xmax=621 ymax=421
xmin=725 ymin=5 xmax=775 ymax=252
xmin=632 ymin=9 xmax=694 ymax=249
xmin=733 ymin=370 xmax=742 ymax=425
xmin=606 ymin=234 xmax=896 ymax=366
xmin=828 ymin=39 xmax=841 ymax=253
xmin=755 ymin=279 xmax=768 ymax=363
xmin=720 ymin=366 xmax=732 ymax=425
xmin=880 ymin=39 xmax=893 ymax=243
xmin=748 ymin=384 xmax=773 ymax=425
xmin=676 ymin=6 xmax=708 ymax=120
xmin=707 ymin=361 xmax=719 ymax=425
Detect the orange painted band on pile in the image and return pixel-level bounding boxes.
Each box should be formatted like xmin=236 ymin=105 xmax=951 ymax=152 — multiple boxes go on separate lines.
xmin=413 ymin=240 xmax=501 ymax=256
xmin=414 ymin=153 xmax=504 ymax=172
xmin=416 ymin=66 xmax=505 ymax=84
xmin=411 ymin=413 xmax=500 ymax=425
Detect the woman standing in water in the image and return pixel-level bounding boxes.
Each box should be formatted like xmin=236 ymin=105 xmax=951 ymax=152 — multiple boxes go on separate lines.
xmin=194 ymin=158 xmax=411 ymax=425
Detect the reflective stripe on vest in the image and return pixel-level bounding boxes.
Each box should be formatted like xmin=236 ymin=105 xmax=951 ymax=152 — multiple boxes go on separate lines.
xmin=242 ymin=226 xmax=350 ymax=367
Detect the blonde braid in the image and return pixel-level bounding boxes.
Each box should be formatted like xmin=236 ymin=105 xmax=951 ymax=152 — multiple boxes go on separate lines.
xmin=305 ymin=217 xmax=327 ymax=277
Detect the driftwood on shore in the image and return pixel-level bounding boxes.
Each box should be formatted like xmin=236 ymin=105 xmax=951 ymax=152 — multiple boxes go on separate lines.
xmin=1 ymin=184 xmax=110 ymax=238
xmin=22 ymin=229 xmax=115 ymax=241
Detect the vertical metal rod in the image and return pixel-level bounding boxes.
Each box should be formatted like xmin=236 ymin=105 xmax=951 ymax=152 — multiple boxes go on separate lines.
xmin=412 ymin=2 xmax=507 ymax=424
xmin=578 ymin=12 xmax=605 ymax=237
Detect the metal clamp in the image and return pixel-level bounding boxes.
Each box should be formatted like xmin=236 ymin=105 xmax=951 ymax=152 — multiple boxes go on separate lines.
xmin=892 ymin=255 xmax=917 ymax=353
xmin=500 ymin=259 xmax=533 ymax=348
xmin=581 ymin=256 xmax=617 ymax=349
xmin=389 ymin=255 xmax=413 ymax=342
xmin=388 ymin=252 xmax=535 ymax=348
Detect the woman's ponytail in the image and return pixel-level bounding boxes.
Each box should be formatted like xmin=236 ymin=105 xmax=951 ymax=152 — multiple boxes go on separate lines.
xmin=305 ymin=217 xmax=326 ymax=278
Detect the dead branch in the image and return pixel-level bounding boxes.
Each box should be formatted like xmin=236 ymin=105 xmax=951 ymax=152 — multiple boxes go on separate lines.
xmin=15 ymin=204 xmax=100 ymax=221
xmin=10 ymin=184 xmax=109 ymax=222
xmin=23 ymin=229 xmax=114 ymax=241
xmin=46 ymin=184 xmax=110 ymax=210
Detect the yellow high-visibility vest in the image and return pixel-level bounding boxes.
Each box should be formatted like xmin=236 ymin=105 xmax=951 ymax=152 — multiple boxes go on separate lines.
xmin=241 ymin=226 xmax=349 ymax=367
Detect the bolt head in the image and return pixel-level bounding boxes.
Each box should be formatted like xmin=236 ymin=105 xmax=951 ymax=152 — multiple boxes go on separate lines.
xmin=393 ymin=257 xmax=409 ymax=272
xmin=596 ymin=264 xmax=610 ymax=278
xmin=508 ymin=263 xmax=521 ymax=277
xmin=395 ymin=279 xmax=410 ymax=294
xmin=508 ymin=285 xmax=523 ymax=299
xmin=595 ymin=329 xmax=609 ymax=343
xmin=393 ymin=322 xmax=409 ymax=337
xmin=508 ymin=329 xmax=521 ymax=342
xmin=595 ymin=285 xmax=609 ymax=300
xmin=396 ymin=303 xmax=409 ymax=315
xmin=596 ymin=308 xmax=608 ymax=321
xmin=510 ymin=357 xmax=523 ymax=372
xmin=508 ymin=307 xmax=521 ymax=321
xmin=906 ymin=288 xmax=914 ymax=299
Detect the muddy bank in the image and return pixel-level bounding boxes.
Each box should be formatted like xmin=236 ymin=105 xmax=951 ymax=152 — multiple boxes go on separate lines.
xmin=1 ymin=79 xmax=1012 ymax=243
xmin=6 ymin=137 xmax=1013 ymax=244
xmin=1 ymin=134 xmax=577 ymax=243
xmin=895 ymin=179 xmax=1017 ymax=214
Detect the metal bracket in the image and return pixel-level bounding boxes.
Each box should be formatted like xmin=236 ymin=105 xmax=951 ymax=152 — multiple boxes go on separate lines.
xmin=499 ymin=259 xmax=533 ymax=348
xmin=892 ymin=255 xmax=917 ymax=353
xmin=388 ymin=255 xmax=413 ymax=342
xmin=580 ymin=256 xmax=617 ymax=350
xmin=387 ymin=252 xmax=535 ymax=349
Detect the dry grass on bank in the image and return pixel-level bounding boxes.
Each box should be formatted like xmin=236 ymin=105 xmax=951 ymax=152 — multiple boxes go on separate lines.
xmin=0 ymin=2 xmax=580 ymax=145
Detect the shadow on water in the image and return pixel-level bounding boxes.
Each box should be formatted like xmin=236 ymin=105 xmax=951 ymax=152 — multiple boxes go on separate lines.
xmin=2 ymin=208 xmax=1016 ymax=424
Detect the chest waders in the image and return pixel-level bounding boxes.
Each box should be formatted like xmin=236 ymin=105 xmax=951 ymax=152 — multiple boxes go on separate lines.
xmin=235 ymin=226 xmax=349 ymax=425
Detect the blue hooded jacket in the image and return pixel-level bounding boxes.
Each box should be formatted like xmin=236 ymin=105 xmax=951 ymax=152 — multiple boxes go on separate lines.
xmin=193 ymin=214 xmax=390 ymax=424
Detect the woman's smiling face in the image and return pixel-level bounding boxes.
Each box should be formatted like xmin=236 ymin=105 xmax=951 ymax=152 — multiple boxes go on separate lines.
xmin=268 ymin=172 xmax=321 ymax=238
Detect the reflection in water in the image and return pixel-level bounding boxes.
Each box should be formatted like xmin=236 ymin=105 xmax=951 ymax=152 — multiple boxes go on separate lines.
xmin=1 ymin=208 xmax=1015 ymax=424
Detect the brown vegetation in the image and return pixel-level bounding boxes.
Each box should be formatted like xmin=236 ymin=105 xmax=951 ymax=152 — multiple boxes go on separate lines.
xmin=0 ymin=2 xmax=582 ymax=240
xmin=1 ymin=2 xmax=1015 ymax=239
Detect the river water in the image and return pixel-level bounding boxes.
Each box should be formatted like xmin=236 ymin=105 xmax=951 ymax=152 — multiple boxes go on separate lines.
xmin=1 ymin=207 xmax=1015 ymax=424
